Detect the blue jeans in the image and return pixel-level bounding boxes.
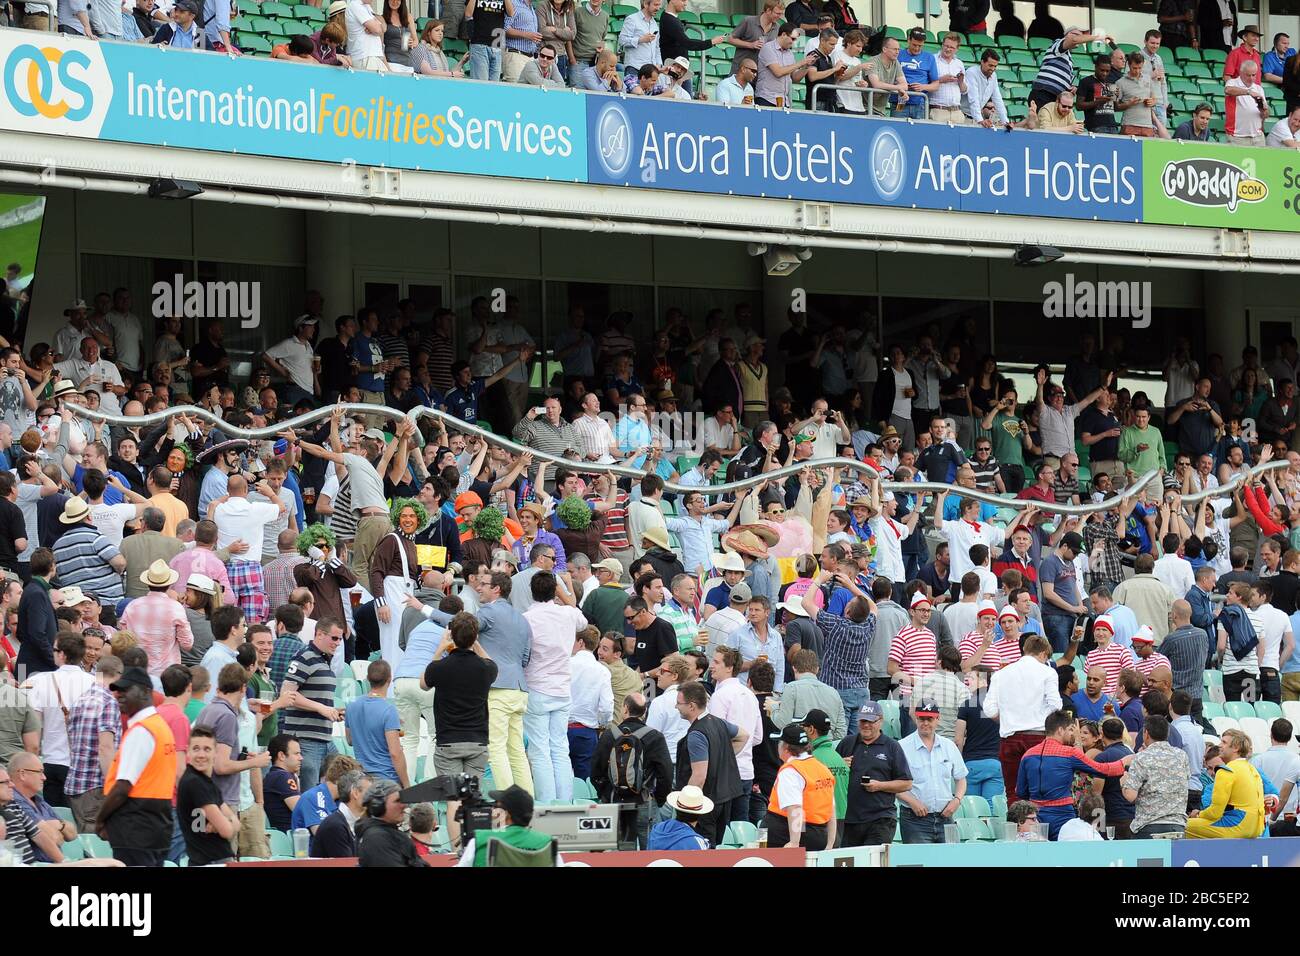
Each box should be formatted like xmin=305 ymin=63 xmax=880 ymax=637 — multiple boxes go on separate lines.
xmin=469 ymin=43 xmax=501 ymax=81
xmin=900 ymin=809 xmax=947 ymax=844
xmin=1041 ymin=614 xmax=1074 ymax=654
xmin=298 ymin=737 xmax=339 ymax=793
xmin=524 ymin=692 xmax=572 ymax=803
xmin=837 ymin=687 xmax=869 ymax=735
xmin=567 ymin=725 xmax=598 ymax=780
xmin=167 ymin=813 xmax=187 ymax=864
xmin=894 ymin=99 xmax=927 ymax=119
xmin=554 ymin=53 xmax=569 ymax=81
xmin=964 ymin=758 xmax=1005 ymax=799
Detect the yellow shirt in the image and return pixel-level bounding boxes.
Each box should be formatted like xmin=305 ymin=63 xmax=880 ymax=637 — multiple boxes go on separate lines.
xmin=1202 ymin=758 xmax=1266 ymax=837
xmin=738 ymin=361 xmax=768 ymax=416
xmin=1037 ymin=104 xmax=1081 ymax=131
xmin=149 ymin=492 xmax=191 ymax=538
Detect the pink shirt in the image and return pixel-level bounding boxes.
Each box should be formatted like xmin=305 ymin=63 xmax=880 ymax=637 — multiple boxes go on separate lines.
xmin=169 ymin=547 xmax=237 ymax=605
xmin=522 ymin=603 xmax=587 ymax=698
xmin=121 ymin=592 xmax=194 ymax=676
xmin=707 ymin=676 xmax=762 ymax=780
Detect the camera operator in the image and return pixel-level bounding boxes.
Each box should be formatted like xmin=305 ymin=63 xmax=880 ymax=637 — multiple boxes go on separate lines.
xmin=455 ymin=785 xmax=560 ymax=867
xmin=356 ymin=780 xmax=426 ymax=867
xmin=421 ymin=610 xmax=497 ymax=849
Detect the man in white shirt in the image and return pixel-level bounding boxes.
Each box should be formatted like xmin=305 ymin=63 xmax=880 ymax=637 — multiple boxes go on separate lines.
xmin=715 ymin=60 xmax=757 ymax=104
xmin=262 ymin=316 xmax=320 ymax=408
xmin=933 ymin=489 xmax=1024 ymax=581
xmin=962 ymin=48 xmax=1008 ymax=125
xmin=796 ymin=399 xmax=852 ymax=462
xmin=1225 ymin=59 xmax=1268 ymax=146
xmin=1152 ymin=537 xmax=1195 ymax=602
xmin=701 ymin=406 xmax=742 ymax=458
xmin=1267 ymin=105 xmax=1300 ymax=147
xmin=568 ymin=628 xmax=614 ymax=780
xmin=1250 ymin=579 xmax=1294 ymax=704
xmin=981 ymin=633 xmax=1061 ymax=803
xmin=247 ymin=460 xmax=299 ymax=562
xmin=20 ymin=633 xmax=97 ymax=805
xmin=522 ymin=572 xmax=588 ymax=802
xmin=1252 ymin=720 xmax=1300 ymax=825
xmin=928 ymin=32 xmax=967 ymax=124
xmin=104 ymin=289 xmax=144 ymax=381
xmin=210 ymin=474 xmax=286 ymax=625
xmin=55 ymin=337 xmax=126 ymax=416
xmin=627 ymin=475 xmax=669 ymax=560
xmin=646 ymin=654 xmax=692 ymax=752
xmin=706 ymin=645 xmax=762 ymax=821
xmin=572 ymin=392 xmax=618 ymax=464
xmin=345 ymin=0 xmax=386 ymax=71
xmin=865 ymin=484 xmax=912 ymax=585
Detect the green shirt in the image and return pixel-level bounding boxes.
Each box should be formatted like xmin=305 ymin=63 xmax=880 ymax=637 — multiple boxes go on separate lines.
xmin=987 ymin=411 xmax=1027 ymax=468
xmin=1117 ymin=424 xmax=1164 ymax=474
xmin=581 ymin=584 xmax=629 ymax=637
xmin=572 ymin=1 xmax=609 ymax=61
xmin=184 ymin=698 xmax=206 ymax=726
xmin=659 ymin=602 xmax=699 ymax=653
xmin=249 ymin=670 xmax=278 ymax=748
xmin=472 ymin=825 xmax=554 ymax=867
xmin=810 ymin=735 xmax=849 ymax=820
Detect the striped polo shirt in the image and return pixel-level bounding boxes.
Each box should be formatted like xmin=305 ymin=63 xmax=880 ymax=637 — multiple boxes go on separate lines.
xmin=889 ymin=625 xmax=937 ymax=694
xmin=589 ymin=489 xmax=630 ymax=551
xmin=958 ymin=631 xmax=1021 ymax=671
xmin=52 ymin=524 xmax=124 ymax=603
xmin=281 ymin=644 xmax=337 ymax=742
xmin=1032 ymin=38 xmax=1076 ymax=95
xmin=1085 ymin=642 xmax=1135 ymax=696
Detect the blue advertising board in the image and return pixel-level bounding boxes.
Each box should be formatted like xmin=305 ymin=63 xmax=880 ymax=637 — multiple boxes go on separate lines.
xmin=0 ymin=32 xmax=587 ymax=181
xmin=1170 ymin=837 xmax=1300 ymax=867
xmin=586 ymin=95 xmax=1144 ymax=222
xmin=888 ymin=840 xmax=1172 ymax=867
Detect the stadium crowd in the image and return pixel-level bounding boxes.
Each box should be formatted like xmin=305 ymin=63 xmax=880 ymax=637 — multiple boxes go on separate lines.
xmin=1 ymin=287 xmax=1299 ymax=865
xmin=4 ymin=0 xmax=1300 ymax=146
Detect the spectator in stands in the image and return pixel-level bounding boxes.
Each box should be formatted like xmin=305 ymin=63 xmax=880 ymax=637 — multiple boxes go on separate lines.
xmin=1174 ymin=102 xmax=1216 ymax=140
xmin=867 ymin=37 xmax=911 ymax=115
xmin=1029 ymin=26 xmax=1106 ymax=114
xmin=1263 ymin=32 xmax=1295 ymax=85
xmin=411 ymin=20 xmax=461 ymax=76
xmin=1225 ymin=59 xmax=1268 ymax=146
xmin=1114 ymin=51 xmax=1159 ymax=136
xmin=520 ymin=44 xmax=567 ymax=87
xmin=926 ymin=33 xmax=968 ymax=124
xmin=754 ymin=23 xmax=816 ymax=108
xmin=1267 ymin=105 xmax=1300 ymax=147
xmin=1158 ymin=0 xmax=1198 ymax=55
xmin=894 ymin=27 xmax=938 ymax=120
xmin=715 ymin=58 xmax=758 ymax=103
xmin=725 ymin=0 xmax=782 ymax=78
xmin=618 ymin=0 xmax=662 ymax=76
xmin=591 ymin=691 xmax=672 ymax=847
xmin=1036 ymin=88 xmax=1084 ymax=132
xmin=1225 ymin=23 xmax=1262 ymax=78
xmin=963 ymin=48 xmax=1010 ymax=126
xmin=150 ymin=1 xmax=201 ymax=48
xmin=983 ymin=633 xmax=1060 ymax=801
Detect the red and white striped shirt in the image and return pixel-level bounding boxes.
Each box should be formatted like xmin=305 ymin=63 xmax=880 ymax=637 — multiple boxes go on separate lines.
xmin=588 ymin=489 xmax=630 ymax=551
xmin=1085 ymin=643 xmax=1135 ymax=697
xmin=889 ymin=625 xmax=937 ymax=695
xmin=958 ymin=631 xmax=1021 ymax=671
xmin=1134 ymin=651 xmax=1172 ymax=693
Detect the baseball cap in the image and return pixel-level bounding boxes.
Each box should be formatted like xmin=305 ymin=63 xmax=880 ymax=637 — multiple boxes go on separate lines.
xmin=109 ymin=666 xmax=153 ymax=694
xmin=489 ymin=785 xmax=534 ymax=823
xmin=914 ymin=699 xmax=941 ymax=718
xmin=800 ymin=708 xmax=832 ymax=734
xmin=771 ymin=723 xmax=810 ymax=746
xmin=858 ymin=700 xmax=883 ymax=722
xmin=594 ymin=558 xmax=624 ymax=578
xmin=362 ymin=428 xmax=387 ymax=442
xmin=729 ymin=582 xmax=753 ymax=603
xmin=1060 ymin=531 xmax=1085 ymax=554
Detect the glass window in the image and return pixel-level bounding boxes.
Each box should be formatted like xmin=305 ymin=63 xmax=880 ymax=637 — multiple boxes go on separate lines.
xmin=546 ymin=281 xmax=654 ymax=389
xmin=993 ymin=300 xmax=1097 ymax=366
xmin=882 ymin=296 xmax=991 ymax=381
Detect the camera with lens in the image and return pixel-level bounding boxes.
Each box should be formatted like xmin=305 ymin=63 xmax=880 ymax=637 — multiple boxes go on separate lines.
xmin=405 ymin=774 xmax=495 ymax=841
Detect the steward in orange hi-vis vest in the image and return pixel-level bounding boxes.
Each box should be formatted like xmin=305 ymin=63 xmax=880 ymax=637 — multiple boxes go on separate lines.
xmin=763 ymin=724 xmax=837 ymax=851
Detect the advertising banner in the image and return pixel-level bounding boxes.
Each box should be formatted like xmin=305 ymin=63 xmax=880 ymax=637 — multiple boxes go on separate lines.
xmin=0 ymin=32 xmax=587 ymax=181
xmin=1170 ymin=837 xmax=1300 ymax=867
xmin=1142 ymin=139 xmax=1300 ymax=231
xmin=586 ymin=95 xmax=1144 ymax=222
xmin=888 ymin=839 xmax=1172 ymax=867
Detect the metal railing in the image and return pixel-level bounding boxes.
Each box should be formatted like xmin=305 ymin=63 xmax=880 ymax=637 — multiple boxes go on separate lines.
xmin=809 ymin=83 xmax=928 ymax=119
xmin=68 ymin=402 xmax=1291 ymax=516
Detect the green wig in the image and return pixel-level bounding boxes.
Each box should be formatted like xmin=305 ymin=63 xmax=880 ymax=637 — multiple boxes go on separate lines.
xmin=472 ymin=505 xmax=506 ymax=542
xmin=296 ymin=523 xmax=337 ymax=556
xmin=390 ymin=497 xmax=429 ymax=529
xmin=556 ymin=495 xmax=592 ymax=531
xmin=173 ymin=442 xmax=196 ymax=469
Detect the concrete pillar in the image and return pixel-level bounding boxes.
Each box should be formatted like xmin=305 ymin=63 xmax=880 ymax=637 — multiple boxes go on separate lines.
xmin=763 ymin=268 xmax=799 ymax=392
xmin=304 ymin=212 xmax=353 ymax=320
xmin=1203 ymin=272 xmax=1247 ymax=364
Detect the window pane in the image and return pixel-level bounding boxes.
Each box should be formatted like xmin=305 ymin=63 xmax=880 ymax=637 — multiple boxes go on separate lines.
xmin=882 ymin=296 xmax=991 ymax=383
xmin=993 ymin=300 xmax=1098 ymax=366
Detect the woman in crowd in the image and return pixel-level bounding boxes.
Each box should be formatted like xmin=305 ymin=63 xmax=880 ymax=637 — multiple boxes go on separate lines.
xmin=382 ymin=0 xmax=420 ymax=73
xmin=180 ymin=572 xmax=222 ymax=666
xmin=412 ymin=19 xmax=464 ymax=76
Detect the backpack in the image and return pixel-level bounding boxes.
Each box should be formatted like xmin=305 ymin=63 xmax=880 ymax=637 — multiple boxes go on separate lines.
xmin=607 ymin=724 xmax=654 ymax=799
xmin=1219 ymin=603 xmax=1259 ymax=661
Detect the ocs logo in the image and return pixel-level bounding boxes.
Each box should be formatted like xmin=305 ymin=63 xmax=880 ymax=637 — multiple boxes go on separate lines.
xmin=594 ymin=102 xmax=632 ymax=179
xmin=869 ymin=126 xmax=906 ymax=202
xmin=4 ymin=44 xmax=94 ymax=121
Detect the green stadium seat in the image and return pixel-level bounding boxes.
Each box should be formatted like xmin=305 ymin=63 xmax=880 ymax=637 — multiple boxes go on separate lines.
xmin=878 ymin=699 xmax=901 ymax=738
xmin=992 ymin=794 xmax=1007 ymax=820
xmin=1184 ymin=61 xmax=1212 ymax=78
xmin=1005 ymin=49 xmax=1035 ymax=66
xmin=728 ymin=12 xmax=745 ymax=25
xmin=1116 ymin=42 xmax=1138 ymax=54
xmin=1201 ymin=48 xmax=1226 ymax=64
xmin=1000 ymin=35 xmax=1026 ymax=49
xmin=232 ymin=14 xmax=256 ymax=30
xmin=296 ymin=3 xmax=325 ymax=20
xmin=261 ymin=1 xmax=293 ymax=16
xmin=677 ymin=8 xmax=699 ymax=21
xmin=955 ymin=817 xmax=995 ymax=841
xmin=1202 ymin=701 xmax=1225 ymax=720
xmin=268 ymin=829 xmax=294 ymax=858
xmin=700 ymin=11 xmax=729 ymax=26
xmin=1224 ymin=701 xmax=1255 ymax=721
xmin=885 ymin=26 xmax=905 ymax=40
xmin=1255 ymin=701 xmax=1283 ymax=721
xmin=612 ymin=3 xmax=637 ymax=15
xmin=722 ymin=821 xmax=759 ymax=847
xmin=967 ymin=31 xmax=993 ymax=46
xmin=238 ymin=33 xmax=274 ymax=53
xmin=1174 ymin=45 xmax=1201 ymax=62
xmin=958 ymin=795 xmax=992 ymax=818
xmin=996 ymin=65 xmax=1016 ymax=81
xmin=81 ymin=835 xmax=113 ymax=859
xmin=1026 ymin=36 xmax=1050 ymax=51
xmin=1156 ymin=46 xmax=1175 ymax=66
xmin=281 ymin=20 xmax=312 ymax=35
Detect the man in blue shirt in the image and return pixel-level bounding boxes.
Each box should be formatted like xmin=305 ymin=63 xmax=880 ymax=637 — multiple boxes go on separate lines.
xmin=1263 ymin=32 xmax=1295 ymax=85
xmin=1071 ymin=665 xmax=1115 ymax=721
xmin=897 ymin=699 xmax=968 ymax=844
xmin=896 ymin=27 xmax=940 ymax=119
xmin=344 ymin=659 xmax=408 ymax=786
xmin=352 ymin=310 xmax=389 ymax=405
xmin=442 ymin=350 xmax=534 ymax=425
